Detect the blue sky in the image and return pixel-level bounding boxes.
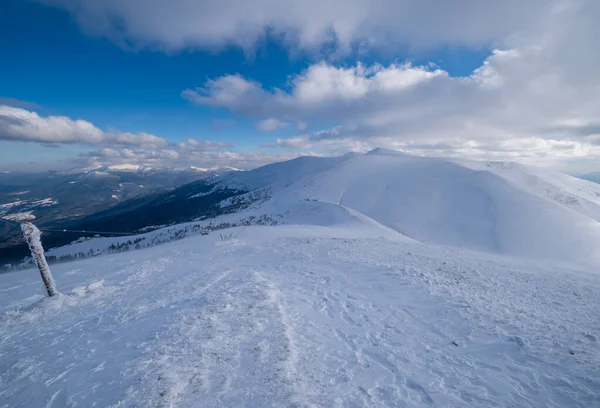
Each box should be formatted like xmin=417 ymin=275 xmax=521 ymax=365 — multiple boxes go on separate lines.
xmin=1 ymin=0 xmax=599 ymax=173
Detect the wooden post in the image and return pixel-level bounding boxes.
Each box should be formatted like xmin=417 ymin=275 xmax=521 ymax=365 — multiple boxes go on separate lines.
xmin=21 ymin=222 xmax=59 ymax=297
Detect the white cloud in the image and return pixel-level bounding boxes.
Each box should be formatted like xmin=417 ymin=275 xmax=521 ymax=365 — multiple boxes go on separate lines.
xmin=182 ymin=0 xmax=600 ymax=168
xmin=0 ymin=106 xmax=292 ymax=172
xmin=268 ymin=136 xmax=313 ymax=149
xmin=67 ymin=136 xmax=290 ymax=171
xmin=183 ymin=138 xmax=233 ymax=151
xmin=181 ymin=75 xmax=263 ymax=107
xmin=255 ymin=118 xmax=288 ymax=132
xmin=39 ymin=0 xmax=552 ymax=54
xmin=291 ymin=62 xmax=446 ymax=103
xmin=105 ymin=130 xmax=168 ymax=148
xmin=0 ymin=106 xmax=168 ymax=148
xmin=296 ymin=121 xmax=308 ymax=131
xmin=80 ymin=145 xmax=300 ymax=171
xmin=183 ymin=62 xmax=446 ymax=121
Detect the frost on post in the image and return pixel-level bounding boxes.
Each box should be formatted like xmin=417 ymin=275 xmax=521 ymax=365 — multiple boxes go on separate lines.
xmin=21 ymin=222 xmax=59 ymax=297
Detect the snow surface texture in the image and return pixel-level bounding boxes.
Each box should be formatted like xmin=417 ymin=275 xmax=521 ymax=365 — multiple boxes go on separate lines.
xmin=2 ymin=150 xmax=600 ymax=407
xmin=1 ymin=226 xmax=599 ymax=407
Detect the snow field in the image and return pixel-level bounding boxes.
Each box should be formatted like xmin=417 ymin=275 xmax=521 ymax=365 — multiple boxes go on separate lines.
xmin=1 ymin=225 xmax=599 ymax=407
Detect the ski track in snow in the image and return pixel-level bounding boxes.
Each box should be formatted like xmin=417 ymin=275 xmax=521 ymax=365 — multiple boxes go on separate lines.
xmin=1 ymin=228 xmax=600 ymax=407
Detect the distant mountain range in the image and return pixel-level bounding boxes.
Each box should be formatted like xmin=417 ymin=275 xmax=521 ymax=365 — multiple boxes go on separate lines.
xmin=0 ymin=167 xmax=234 ymax=263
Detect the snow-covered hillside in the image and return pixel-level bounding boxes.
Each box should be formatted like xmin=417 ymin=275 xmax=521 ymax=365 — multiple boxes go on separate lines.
xmin=252 ymin=149 xmax=600 ymax=267
xmin=2 ymin=150 xmax=600 ymax=407
xmin=1 ymin=225 xmax=599 ymax=407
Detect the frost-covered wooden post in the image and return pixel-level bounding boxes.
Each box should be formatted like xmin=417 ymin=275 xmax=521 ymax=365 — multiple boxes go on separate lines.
xmin=21 ymin=222 xmax=59 ymax=297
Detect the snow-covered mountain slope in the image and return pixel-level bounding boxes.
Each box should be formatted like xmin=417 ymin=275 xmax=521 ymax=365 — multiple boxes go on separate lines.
xmin=225 ymin=149 xmax=600 ymax=267
xmin=40 ymin=149 xmax=600 ymax=268
xmin=457 ymin=159 xmax=600 ymax=222
xmin=43 ymin=201 xmax=407 ymax=261
xmin=1 ymin=225 xmax=599 ymax=407
xmin=219 ymin=153 xmax=358 ymax=191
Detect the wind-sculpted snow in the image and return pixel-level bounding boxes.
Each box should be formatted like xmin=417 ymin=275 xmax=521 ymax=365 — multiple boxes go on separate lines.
xmin=1 ymin=226 xmax=599 ymax=407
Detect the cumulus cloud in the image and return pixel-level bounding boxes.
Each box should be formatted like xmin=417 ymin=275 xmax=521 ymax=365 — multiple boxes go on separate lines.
xmin=0 ymin=106 xmax=168 ymax=147
xmin=296 ymin=121 xmax=308 ymax=131
xmin=0 ymin=105 xmax=286 ymax=172
xmin=183 ymin=62 xmax=446 ymax=121
xmin=65 ymin=135 xmax=295 ymax=171
xmin=182 ymin=75 xmax=265 ymax=111
xmin=105 ymin=130 xmax=168 ymax=148
xmin=38 ymin=0 xmax=551 ymax=54
xmin=255 ymin=118 xmax=289 ymax=132
xmin=78 ymin=145 xmax=300 ymax=171
xmin=182 ymin=138 xmax=233 ymax=151
xmin=183 ymin=0 xmax=600 ymax=166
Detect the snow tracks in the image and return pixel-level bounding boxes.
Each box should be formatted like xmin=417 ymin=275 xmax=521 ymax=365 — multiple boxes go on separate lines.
xmin=263 ymin=236 xmax=600 ymax=407
xmin=114 ymin=267 xmax=301 ymax=407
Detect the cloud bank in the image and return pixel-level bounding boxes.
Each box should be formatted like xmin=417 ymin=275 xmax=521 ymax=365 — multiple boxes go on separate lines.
xmin=78 ymin=142 xmax=300 ymax=172
xmin=39 ymin=0 xmax=550 ymax=53
xmin=0 ymin=106 xmax=168 ymax=148
xmin=0 ymin=106 xmax=284 ymax=171
xmin=181 ymin=0 xmax=600 ymax=168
